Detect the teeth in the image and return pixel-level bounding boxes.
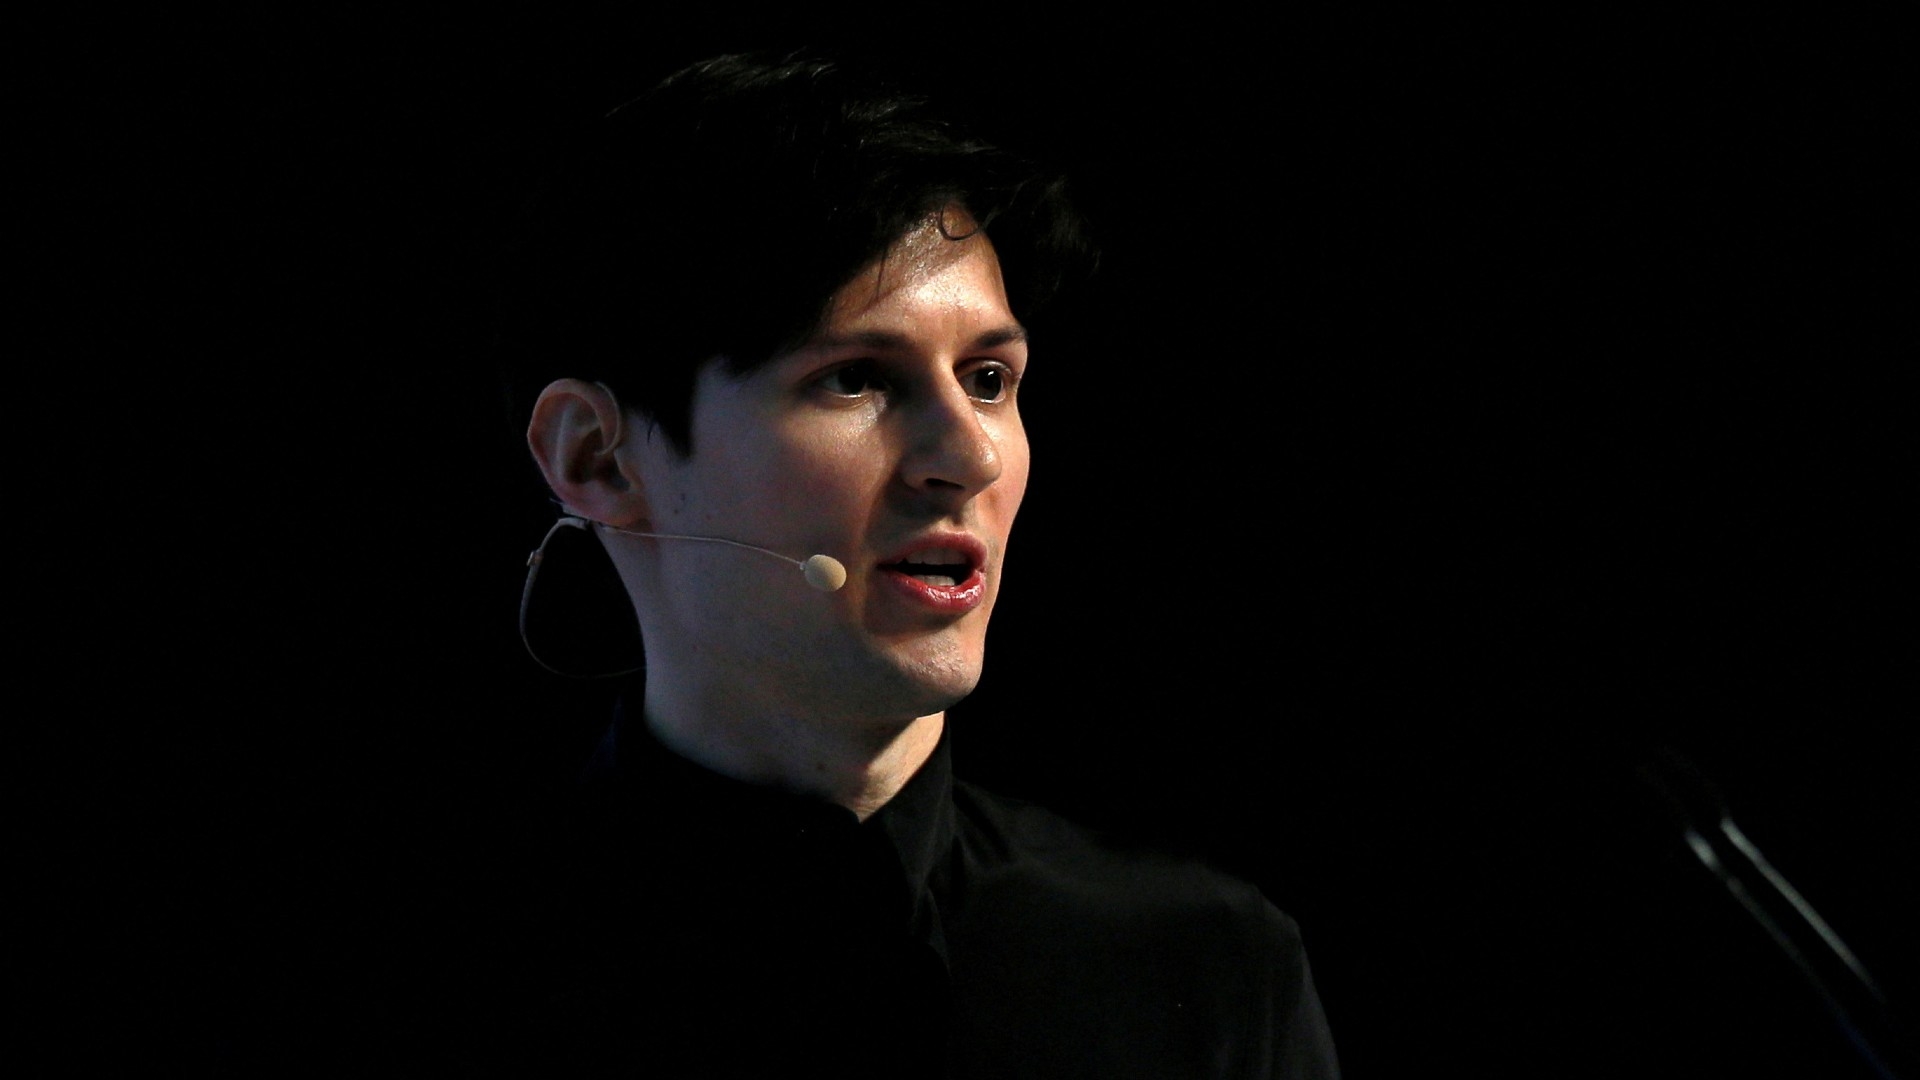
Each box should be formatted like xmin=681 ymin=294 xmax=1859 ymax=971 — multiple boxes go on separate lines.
xmin=902 ymin=548 xmax=967 ymax=567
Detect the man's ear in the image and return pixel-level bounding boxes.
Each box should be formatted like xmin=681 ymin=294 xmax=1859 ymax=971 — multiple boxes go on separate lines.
xmin=527 ymin=378 xmax=648 ymax=527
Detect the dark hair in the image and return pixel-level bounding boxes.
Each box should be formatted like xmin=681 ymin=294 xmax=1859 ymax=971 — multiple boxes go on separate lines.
xmin=501 ymin=50 xmax=1093 ymax=454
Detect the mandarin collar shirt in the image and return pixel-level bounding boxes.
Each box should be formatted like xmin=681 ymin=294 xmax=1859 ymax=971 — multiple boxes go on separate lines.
xmin=534 ymin=700 xmax=1340 ymax=1078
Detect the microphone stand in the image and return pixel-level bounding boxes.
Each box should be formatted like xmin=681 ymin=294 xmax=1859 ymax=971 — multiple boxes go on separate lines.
xmin=1636 ymin=748 xmax=1913 ymax=1079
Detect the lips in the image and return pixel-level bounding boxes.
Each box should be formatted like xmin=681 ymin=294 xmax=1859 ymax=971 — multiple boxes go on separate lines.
xmin=877 ymin=536 xmax=988 ymax=613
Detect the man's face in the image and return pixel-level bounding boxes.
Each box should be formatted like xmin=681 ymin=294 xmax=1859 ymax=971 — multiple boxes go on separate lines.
xmin=626 ymin=214 xmax=1030 ymax=724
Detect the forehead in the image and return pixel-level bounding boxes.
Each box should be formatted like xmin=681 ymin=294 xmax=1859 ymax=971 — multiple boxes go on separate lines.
xmin=820 ymin=209 xmax=1012 ymax=333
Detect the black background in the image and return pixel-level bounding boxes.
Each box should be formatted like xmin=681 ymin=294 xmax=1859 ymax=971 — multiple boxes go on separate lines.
xmin=31 ymin=7 xmax=1914 ymax=1076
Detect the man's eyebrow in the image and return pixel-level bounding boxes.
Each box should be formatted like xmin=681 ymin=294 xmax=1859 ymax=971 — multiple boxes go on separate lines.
xmin=811 ymin=326 xmax=1028 ymax=352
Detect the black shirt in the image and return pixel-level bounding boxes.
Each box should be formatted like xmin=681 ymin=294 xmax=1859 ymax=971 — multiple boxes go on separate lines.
xmin=501 ymin=702 xmax=1340 ymax=1078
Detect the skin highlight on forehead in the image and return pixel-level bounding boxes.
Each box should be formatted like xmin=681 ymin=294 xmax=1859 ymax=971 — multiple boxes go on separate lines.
xmin=828 ymin=207 xmax=1005 ymax=325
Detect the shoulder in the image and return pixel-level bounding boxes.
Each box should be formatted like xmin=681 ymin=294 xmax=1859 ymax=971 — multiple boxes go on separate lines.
xmin=943 ymin=781 xmax=1338 ymax=1078
xmin=951 ymin=778 xmax=1297 ymax=934
xmin=950 ymin=781 xmax=1305 ymax=961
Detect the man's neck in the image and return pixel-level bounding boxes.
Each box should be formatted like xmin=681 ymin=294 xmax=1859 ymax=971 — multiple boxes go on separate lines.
xmin=641 ymin=695 xmax=944 ymax=821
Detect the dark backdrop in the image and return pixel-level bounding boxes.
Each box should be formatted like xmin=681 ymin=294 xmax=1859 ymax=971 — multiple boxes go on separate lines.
xmin=32 ymin=8 xmax=1913 ymax=1076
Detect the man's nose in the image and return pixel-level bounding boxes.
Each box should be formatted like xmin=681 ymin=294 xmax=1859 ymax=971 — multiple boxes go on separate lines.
xmin=900 ymin=383 xmax=1002 ymax=501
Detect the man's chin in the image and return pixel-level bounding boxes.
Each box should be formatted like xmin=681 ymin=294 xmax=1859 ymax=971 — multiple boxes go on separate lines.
xmin=867 ymin=640 xmax=984 ymax=718
xmin=884 ymin=664 xmax=981 ymax=719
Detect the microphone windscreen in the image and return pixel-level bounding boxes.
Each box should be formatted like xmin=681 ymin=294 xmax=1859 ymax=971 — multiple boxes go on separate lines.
xmin=803 ymin=554 xmax=848 ymax=592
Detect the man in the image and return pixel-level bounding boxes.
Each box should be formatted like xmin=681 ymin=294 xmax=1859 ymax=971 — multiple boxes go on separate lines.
xmin=504 ymin=51 xmax=1338 ymax=1077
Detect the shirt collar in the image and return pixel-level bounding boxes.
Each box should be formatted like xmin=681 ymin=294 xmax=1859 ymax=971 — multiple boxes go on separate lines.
xmin=586 ymin=696 xmax=957 ymax=936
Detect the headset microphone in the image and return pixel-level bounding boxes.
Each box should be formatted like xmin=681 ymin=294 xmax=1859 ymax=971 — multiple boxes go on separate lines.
xmin=561 ymin=516 xmax=848 ymax=592
xmin=557 ymin=384 xmax=848 ymax=590
xmin=616 ymin=526 xmax=848 ymax=592
xmin=803 ymin=554 xmax=850 ymax=591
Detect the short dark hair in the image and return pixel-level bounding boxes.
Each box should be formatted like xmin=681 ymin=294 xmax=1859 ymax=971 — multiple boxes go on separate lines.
xmin=501 ymin=50 xmax=1093 ymax=454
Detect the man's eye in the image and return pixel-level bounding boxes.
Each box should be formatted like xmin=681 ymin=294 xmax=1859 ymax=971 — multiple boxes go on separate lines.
xmin=818 ymin=362 xmax=886 ymax=398
xmin=962 ymin=363 xmax=1016 ymax=404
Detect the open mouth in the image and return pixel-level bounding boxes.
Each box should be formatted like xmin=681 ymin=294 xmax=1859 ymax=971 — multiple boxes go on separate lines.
xmin=881 ymin=548 xmax=975 ymax=588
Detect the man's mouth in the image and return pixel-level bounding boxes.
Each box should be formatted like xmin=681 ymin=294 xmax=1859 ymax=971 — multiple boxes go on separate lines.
xmin=874 ymin=536 xmax=990 ymax=613
xmin=882 ymin=548 xmax=973 ymax=587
